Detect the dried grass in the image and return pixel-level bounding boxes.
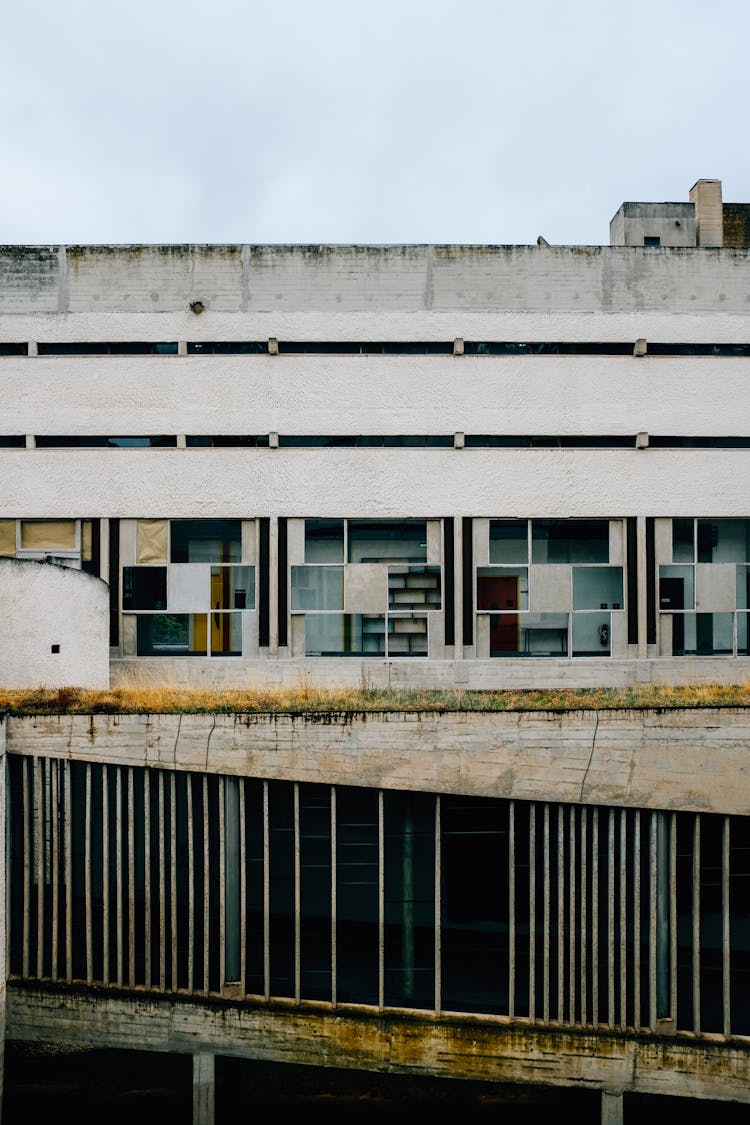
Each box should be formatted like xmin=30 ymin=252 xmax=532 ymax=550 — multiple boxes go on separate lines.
xmin=2 ymin=679 xmax=750 ymax=716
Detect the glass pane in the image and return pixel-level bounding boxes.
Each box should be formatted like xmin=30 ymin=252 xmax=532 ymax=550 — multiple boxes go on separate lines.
xmin=388 ymin=565 xmax=441 ymax=611
xmin=738 ymin=612 xmax=750 ymax=655
xmin=336 ymin=787 xmax=379 ymax=1005
xmin=304 ymin=614 xmax=385 ymax=656
xmin=122 ymin=566 xmax=167 ymax=611
xmin=268 ymin=781 xmax=295 ymax=997
xmin=299 ymin=784 xmax=332 ymax=1001
xmin=489 ymin=520 xmax=528 ymax=564
xmin=387 ymin=615 xmax=428 ymax=657
xmin=671 ymin=612 xmax=733 ymax=656
xmin=659 ymin=565 xmax=694 ymax=610
xmin=441 ymin=796 xmax=508 ymax=1015
xmin=210 ymin=611 xmax=242 ymax=656
xmin=136 ymin=614 xmax=208 ymax=655
xmin=572 ymin=611 xmax=611 ymax=656
xmin=672 ymin=518 xmax=694 ymax=562
xmin=305 ymin=519 xmax=344 ymax=563
xmin=348 ymin=520 xmax=427 ymax=563
xmin=489 ymin=612 xmax=568 ymax=657
xmin=384 ymin=791 xmax=435 ymax=1010
xmin=477 ymin=567 xmax=529 ymax=611
xmin=170 ymin=519 xmax=241 ymax=563
xmin=698 ymin=519 xmax=750 ymax=563
xmin=291 ymin=566 xmax=344 ymax=611
xmin=738 ymin=566 xmax=750 ymax=610
xmin=210 ymin=565 xmax=255 ymax=610
xmin=572 ymin=566 xmax=623 ymax=610
xmin=532 ymin=519 xmax=609 ymax=563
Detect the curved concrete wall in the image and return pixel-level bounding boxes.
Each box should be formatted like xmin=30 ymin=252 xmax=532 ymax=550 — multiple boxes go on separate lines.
xmin=0 ymin=559 xmax=108 ymax=688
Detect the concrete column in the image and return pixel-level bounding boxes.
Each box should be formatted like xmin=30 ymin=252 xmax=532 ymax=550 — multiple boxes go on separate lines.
xmin=690 ymin=179 xmax=723 ymax=247
xmin=656 ymin=811 xmax=670 ymax=1018
xmin=193 ymin=1052 xmax=215 ymax=1125
xmin=269 ymin=516 xmax=279 ymax=655
xmin=601 ymin=1090 xmax=623 ymax=1125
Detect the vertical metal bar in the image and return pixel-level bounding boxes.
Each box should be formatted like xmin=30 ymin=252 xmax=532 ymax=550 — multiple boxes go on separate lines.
xmin=187 ymin=775 xmax=194 ymax=994
xmin=294 ymin=782 xmax=301 ymax=1004
xmin=580 ymin=807 xmax=587 ymax=1027
xmin=542 ymin=804 xmax=550 ymax=1023
xmin=263 ymin=780 xmax=270 ymax=1001
xmin=619 ymin=808 xmax=627 ymax=1029
xmin=144 ymin=770 xmax=151 ymax=991
xmin=84 ymin=763 xmax=92 ymax=984
xmin=128 ymin=768 xmax=135 ymax=989
xmin=693 ymin=814 xmax=701 ymax=1035
xmin=569 ymin=805 xmax=576 ymax=1025
xmin=723 ymin=816 xmax=731 ymax=1038
xmin=434 ymin=794 xmax=441 ymax=1016
xmin=102 ymin=767 xmax=109 ymax=986
xmin=633 ymin=810 xmax=641 ymax=1028
xmin=116 ymin=767 xmax=123 ymax=988
xmin=35 ymin=759 xmax=44 ymax=979
xmin=592 ymin=807 xmax=599 ymax=1026
xmin=529 ymin=804 xmax=536 ymax=1022
xmin=378 ymin=789 xmax=384 ymax=1012
xmin=557 ymin=805 xmax=565 ymax=1023
xmin=670 ymin=812 xmax=677 ymax=1024
xmin=22 ymin=759 xmax=30 ymax=979
xmin=508 ymin=801 xmax=515 ymax=1021
xmin=202 ymin=775 xmax=209 ymax=995
xmin=159 ymin=771 xmax=166 ymax=992
xmin=168 ymin=774 xmax=176 ymax=994
xmin=648 ymin=811 xmax=657 ymax=1030
xmin=51 ymin=760 xmax=59 ymax=980
xmin=240 ymin=779 xmax=247 ymax=996
xmin=218 ymin=775 xmax=225 ymax=991
xmin=608 ymin=809 xmax=615 ymax=1027
xmin=64 ymin=760 xmax=72 ymax=984
xmin=331 ymin=786 xmax=337 ymax=1007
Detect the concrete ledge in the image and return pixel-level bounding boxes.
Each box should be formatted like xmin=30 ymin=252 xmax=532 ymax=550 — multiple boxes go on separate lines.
xmin=7 ymin=707 xmax=750 ymax=814
xmin=7 ymin=982 xmax=750 ymax=1103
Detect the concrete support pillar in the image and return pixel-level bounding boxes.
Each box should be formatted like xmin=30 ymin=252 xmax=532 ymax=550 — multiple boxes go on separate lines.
xmin=224 ymin=778 xmax=241 ymax=984
xmin=193 ymin=1052 xmax=215 ymax=1125
xmin=636 ymin=516 xmax=648 ymax=659
xmin=656 ymin=811 xmax=670 ymax=1018
xmin=601 ymin=1090 xmax=624 ymax=1125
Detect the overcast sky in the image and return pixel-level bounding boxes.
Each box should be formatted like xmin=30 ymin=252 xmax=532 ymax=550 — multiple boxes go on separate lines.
xmin=1 ymin=0 xmax=748 ymax=246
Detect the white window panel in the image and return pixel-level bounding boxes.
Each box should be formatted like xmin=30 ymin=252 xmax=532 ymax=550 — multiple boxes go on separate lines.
xmin=169 ymin=564 xmax=210 ymax=612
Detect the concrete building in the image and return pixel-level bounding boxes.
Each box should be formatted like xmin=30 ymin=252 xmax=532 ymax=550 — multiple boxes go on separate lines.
xmin=1 ymin=179 xmax=750 ymax=1121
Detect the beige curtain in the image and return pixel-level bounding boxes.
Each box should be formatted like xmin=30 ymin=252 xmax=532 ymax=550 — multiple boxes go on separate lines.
xmin=20 ymin=520 xmax=77 ymax=551
xmin=0 ymin=520 xmax=16 ymax=557
xmin=137 ymin=519 xmax=169 ymax=564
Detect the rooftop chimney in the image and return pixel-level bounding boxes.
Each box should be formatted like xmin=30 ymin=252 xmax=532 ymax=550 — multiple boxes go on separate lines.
xmin=689 ymin=179 xmax=723 ymax=247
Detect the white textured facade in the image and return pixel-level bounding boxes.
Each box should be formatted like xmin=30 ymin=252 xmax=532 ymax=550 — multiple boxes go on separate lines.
xmin=1 ymin=187 xmax=750 ymax=689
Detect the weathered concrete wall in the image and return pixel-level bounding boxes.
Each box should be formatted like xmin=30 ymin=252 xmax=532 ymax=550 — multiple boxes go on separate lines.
xmin=0 ymin=560 xmax=108 ymax=688
xmin=8 ymin=984 xmax=750 ymax=1103
xmin=4 ymin=448 xmax=750 ymax=518
xmin=2 ymin=244 xmax=750 ymax=314
xmin=8 ymin=707 xmax=750 ymax=815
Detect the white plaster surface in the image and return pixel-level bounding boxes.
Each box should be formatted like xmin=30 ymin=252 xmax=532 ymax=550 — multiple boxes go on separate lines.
xmin=0 ymin=559 xmax=109 ymax=688
xmin=3 ymin=354 xmax=750 ymax=436
xmin=3 ymin=448 xmax=750 ymax=517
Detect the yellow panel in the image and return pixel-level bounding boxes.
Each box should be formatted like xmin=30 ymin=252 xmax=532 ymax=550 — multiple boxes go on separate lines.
xmin=0 ymin=520 xmax=16 ymax=557
xmin=81 ymin=520 xmax=93 ymax=562
xmin=192 ymin=614 xmax=207 ymax=654
xmin=137 ymin=519 xmax=168 ymax=564
xmin=20 ymin=520 xmax=76 ymax=551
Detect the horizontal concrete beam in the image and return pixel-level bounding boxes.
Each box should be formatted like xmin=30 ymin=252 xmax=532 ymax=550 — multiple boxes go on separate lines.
xmin=7 ymin=983 xmax=750 ymax=1104
xmin=8 ymin=707 xmax=750 ymax=814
